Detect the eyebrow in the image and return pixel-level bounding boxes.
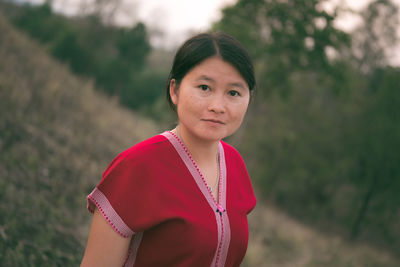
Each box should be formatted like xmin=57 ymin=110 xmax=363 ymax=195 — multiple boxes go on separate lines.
xmin=196 ymin=75 xmax=247 ymax=90
xmin=196 ymin=75 xmax=215 ymax=83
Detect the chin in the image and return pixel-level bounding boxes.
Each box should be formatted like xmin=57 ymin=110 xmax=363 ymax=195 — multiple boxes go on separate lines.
xmin=199 ymin=130 xmax=231 ymax=142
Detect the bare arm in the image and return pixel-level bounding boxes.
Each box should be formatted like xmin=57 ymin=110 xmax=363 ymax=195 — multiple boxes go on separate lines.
xmin=81 ymin=208 xmax=131 ymax=267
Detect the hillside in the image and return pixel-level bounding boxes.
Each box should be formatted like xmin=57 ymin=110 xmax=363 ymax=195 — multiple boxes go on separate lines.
xmin=245 ymin=204 xmax=399 ymax=267
xmin=0 ymin=10 xmax=158 ymax=265
xmin=0 ymin=8 xmax=399 ymax=267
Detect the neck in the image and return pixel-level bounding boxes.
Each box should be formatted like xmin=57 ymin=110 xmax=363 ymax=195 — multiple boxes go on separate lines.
xmin=174 ymin=125 xmax=219 ymax=166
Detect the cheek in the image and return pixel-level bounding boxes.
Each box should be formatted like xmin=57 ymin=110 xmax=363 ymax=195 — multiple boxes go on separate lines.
xmin=183 ymin=95 xmax=203 ymax=111
xmin=177 ymin=95 xmax=199 ymax=119
xmin=233 ymin=102 xmax=249 ymax=120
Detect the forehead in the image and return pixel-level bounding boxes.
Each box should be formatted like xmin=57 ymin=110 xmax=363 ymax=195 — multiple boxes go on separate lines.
xmin=184 ymin=57 xmax=247 ymax=87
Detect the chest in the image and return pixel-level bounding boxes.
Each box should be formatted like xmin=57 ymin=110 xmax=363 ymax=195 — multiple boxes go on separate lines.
xmin=131 ymin=158 xmax=250 ymax=267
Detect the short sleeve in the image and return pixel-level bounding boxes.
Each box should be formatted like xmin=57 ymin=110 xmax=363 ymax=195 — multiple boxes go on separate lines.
xmin=222 ymin=141 xmax=257 ymax=215
xmin=87 ymin=148 xmax=160 ymax=238
xmin=241 ymin=161 xmax=256 ymax=215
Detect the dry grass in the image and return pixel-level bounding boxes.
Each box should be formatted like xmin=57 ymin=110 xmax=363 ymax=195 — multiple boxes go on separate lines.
xmin=0 ymin=7 xmax=398 ymax=266
xmin=0 ymin=10 xmax=158 ymax=265
xmin=244 ymin=204 xmax=399 ymax=266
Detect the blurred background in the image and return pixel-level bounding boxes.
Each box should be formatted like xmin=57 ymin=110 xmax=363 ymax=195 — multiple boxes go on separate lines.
xmin=0 ymin=0 xmax=399 ymax=266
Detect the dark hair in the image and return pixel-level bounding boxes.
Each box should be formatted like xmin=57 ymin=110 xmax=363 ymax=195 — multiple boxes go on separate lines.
xmin=166 ymin=32 xmax=256 ymax=111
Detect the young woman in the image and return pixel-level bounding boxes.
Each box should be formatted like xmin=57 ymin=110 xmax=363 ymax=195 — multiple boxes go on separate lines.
xmin=81 ymin=32 xmax=256 ymax=267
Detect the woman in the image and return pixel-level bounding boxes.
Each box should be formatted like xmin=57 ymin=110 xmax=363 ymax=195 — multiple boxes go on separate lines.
xmin=81 ymin=32 xmax=256 ymax=267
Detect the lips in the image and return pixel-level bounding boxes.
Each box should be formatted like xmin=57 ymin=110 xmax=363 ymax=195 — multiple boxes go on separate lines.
xmin=202 ymin=119 xmax=225 ymax=125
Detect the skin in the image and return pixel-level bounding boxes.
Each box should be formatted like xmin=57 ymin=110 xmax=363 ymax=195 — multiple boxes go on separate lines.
xmin=170 ymin=56 xmax=250 ymax=199
xmin=81 ymin=56 xmax=251 ymax=266
xmin=81 ymin=209 xmax=131 ymax=266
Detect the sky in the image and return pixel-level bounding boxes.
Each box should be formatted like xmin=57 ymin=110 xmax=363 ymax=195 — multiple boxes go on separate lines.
xmin=19 ymin=0 xmax=236 ymax=47
xmin=15 ymin=0 xmax=400 ymax=64
xmin=16 ymin=0 xmax=380 ymax=29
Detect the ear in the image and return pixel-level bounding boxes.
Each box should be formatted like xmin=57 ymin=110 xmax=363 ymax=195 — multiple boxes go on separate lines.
xmin=169 ymin=79 xmax=179 ymax=105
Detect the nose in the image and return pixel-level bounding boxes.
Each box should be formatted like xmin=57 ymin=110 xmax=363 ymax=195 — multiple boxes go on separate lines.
xmin=208 ymin=94 xmax=226 ymax=114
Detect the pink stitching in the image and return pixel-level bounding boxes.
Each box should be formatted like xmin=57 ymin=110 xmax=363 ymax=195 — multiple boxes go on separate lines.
xmin=217 ymin=218 xmax=224 ymax=262
xmin=168 ymin=131 xmax=226 ymax=266
xmin=169 ymin=131 xmax=222 ymax=206
xmin=87 ymin=195 xmax=129 ymax=238
xmin=122 ymin=242 xmax=133 ymax=266
xmin=164 ymin=131 xmax=229 ymax=266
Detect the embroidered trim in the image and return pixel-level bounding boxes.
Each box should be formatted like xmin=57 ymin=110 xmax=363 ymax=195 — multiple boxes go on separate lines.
xmin=161 ymin=132 xmax=217 ymax=209
xmin=161 ymin=131 xmax=231 ymax=267
xmin=87 ymin=188 xmax=134 ymax=238
xmin=218 ymin=211 xmax=231 ymax=267
xmin=217 ymin=142 xmax=231 ymax=266
xmin=170 ymin=131 xmax=222 ymax=205
xmin=123 ymin=232 xmax=144 ymax=267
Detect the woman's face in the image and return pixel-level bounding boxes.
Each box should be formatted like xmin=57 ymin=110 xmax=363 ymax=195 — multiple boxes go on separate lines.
xmin=170 ymin=56 xmax=250 ymax=143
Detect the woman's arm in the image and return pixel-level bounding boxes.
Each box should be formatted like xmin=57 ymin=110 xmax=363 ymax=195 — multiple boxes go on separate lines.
xmin=81 ymin=208 xmax=131 ymax=267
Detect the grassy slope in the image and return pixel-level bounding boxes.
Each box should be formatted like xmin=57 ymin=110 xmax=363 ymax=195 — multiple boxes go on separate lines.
xmin=245 ymin=204 xmax=399 ymax=267
xmin=0 ymin=10 xmax=158 ymax=265
xmin=0 ymin=8 xmax=398 ymax=266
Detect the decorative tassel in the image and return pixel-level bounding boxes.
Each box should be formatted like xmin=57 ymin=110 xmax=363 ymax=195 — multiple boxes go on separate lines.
xmin=216 ymin=204 xmax=225 ymax=216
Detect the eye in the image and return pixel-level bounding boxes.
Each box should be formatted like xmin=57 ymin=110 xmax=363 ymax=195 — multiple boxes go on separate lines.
xmin=199 ymin=85 xmax=210 ymax=91
xmin=228 ymin=90 xmax=240 ymax=97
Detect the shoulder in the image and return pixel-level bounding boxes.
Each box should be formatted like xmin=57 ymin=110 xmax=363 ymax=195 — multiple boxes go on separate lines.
xmin=220 ymin=140 xmax=238 ymax=153
xmin=102 ymin=134 xmax=171 ymax=176
xmin=120 ymin=134 xmax=170 ymax=160
xmin=222 ymin=140 xmax=257 ymax=212
xmin=220 ymin=140 xmax=246 ymax=165
xmin=220 ymin=140 xmax=249 ymax=179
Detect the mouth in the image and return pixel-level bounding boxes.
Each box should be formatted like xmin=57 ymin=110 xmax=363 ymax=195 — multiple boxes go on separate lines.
xmin=202 ymin=119 xmax=225 ymax=125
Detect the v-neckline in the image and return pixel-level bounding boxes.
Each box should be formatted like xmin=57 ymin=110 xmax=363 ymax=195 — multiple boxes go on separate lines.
xmin=161 ymin=131 xmax=227 ymax=215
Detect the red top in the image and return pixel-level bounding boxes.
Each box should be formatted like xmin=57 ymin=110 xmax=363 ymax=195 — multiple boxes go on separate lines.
xmin=87 ymin=131 xmax=256 ymax=267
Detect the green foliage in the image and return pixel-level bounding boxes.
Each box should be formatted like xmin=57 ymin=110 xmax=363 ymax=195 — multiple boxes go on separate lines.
xmin=348 ymin=67 xmax=400 ymax=245
xmin=352 ymin=0 xmax=400 ymax=72
xmin=2 ymin=0 xmax=399 ymax=262
xmin=51 ymin=31 xmax=94 ymax=74
xmin=214 ymin=0 xmax=351 ymax=97
xmin=215 ymin=0 xmax=400 ymax=255
xmin=12 ymin=3 xmax=60 ymax=43
xmin=117 ymin=23 xmax=149 ymax=64
xmin=9 ymin=2 xmax=158 ymax=111
xmin=120 ymin=69 xmax=166 ymax=110
xmin=0 ymin=11 xmax=157 ymax=265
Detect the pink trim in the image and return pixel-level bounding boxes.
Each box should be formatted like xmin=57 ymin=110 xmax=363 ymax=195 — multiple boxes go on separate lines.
xmin=219 ymin=142 xmax=227 ymax=209
xmin=87 ymin=188 xmax=134 ymax=238
xmin=161 ymin=131 xmax=231 ymax=267
xmin=218 ymin=212 xmax=231 ymax=266
xmin=210 ymin=210 xmax=222 ymax=267
xmin=123 ymin=232 xmax=143 ymax=267
xmin=217 ymin=142 xmax=231 ymax=266
xmin=212 ymin=143 xmax=231 ymax=267
xmin=161 ymin=132 xmax=217 ymax=209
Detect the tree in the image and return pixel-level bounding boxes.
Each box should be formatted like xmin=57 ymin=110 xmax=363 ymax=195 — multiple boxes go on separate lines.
xmin=344 ymin=0 xmax=400 ymax=244
xmin=351 ymin=0 xmax=400 ymax=73
xmin=214 ymin=0 xmax=350 ymax=97
xmin=10 ymin=2 xmax=154 ymax=109
xmin=214 ymin=0 xmax=400 ymax=253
